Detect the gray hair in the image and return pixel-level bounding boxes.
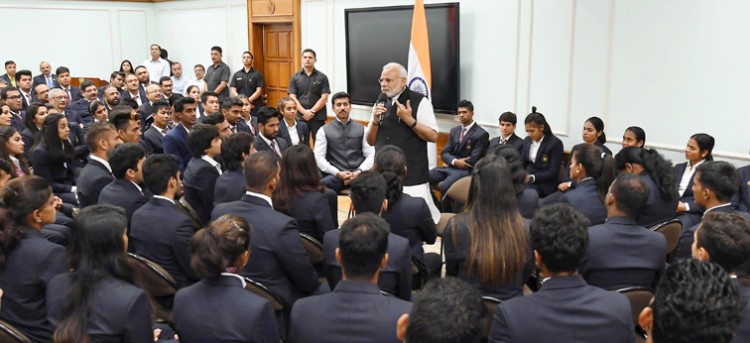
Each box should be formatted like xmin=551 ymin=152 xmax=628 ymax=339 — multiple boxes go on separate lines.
xmin=48 ymin=88 xmax=65 ymax=98
xmin=382 ymin=62 xmax=407 ymax=79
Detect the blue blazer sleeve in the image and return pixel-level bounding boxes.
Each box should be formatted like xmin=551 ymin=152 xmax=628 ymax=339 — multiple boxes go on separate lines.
xmin=533 ymin=137 xmax=564 ymax=183
xmin=277 ymin=220 xmax=321 ymax=294
xmin=397 ymin=241 xmax=413 ymax=301
xmin=173 ymin=220 xmax=200 ymax=283
xmin=467 ymin=130 xmax=490 ymax=167
xmin=250 ymin=301 xmax=280 ymax=343
xmin=123 ymin=291 xmax=153 ymax=343
xmin=489 ymin=306 xmax=513 ymax=343
xmin=440 ymin=127 xmax=459 ymax=166
xmin=30 ymin=147 xmax=72 ymax=193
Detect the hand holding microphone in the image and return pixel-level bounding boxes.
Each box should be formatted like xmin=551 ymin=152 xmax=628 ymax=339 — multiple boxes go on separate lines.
xmin=373 ymin=92 xmax=389 ymax=126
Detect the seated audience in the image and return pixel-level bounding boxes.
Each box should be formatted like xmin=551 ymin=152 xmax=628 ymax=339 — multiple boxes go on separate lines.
xmin=163 ymin=96 xmax=198 ymax=171
xmin=273 ymin=145 xmax=337 ymax=242
xmin=291 ymin=213 xmax=412 ymax=343
xmin=121 ymin=74 xmax=147 ymax=106
xmin=488 ymin=111 xmax=524 ymax=155
xmin=579 ymin=173 xmax=666 ymax=289
xmin=675 ymin=161 xmax=750 ymax=259
xmin=211 ymin=151 xmax=322 ymax=306
xmin=521 ymin=107 xmax=563 ymax=197
xmin=639 ymin=259 xmax=745 ymax=343
xmin=397 ymin=277 xmax=485 ymax=343
xmin=110 ymin=108 xmax=142 ymax=144
xmin=214 ymin=132 xmax=255 ymax=206
xmin=254 ymin=106 xmax=288 ymax=158
xmin=139 ymin=84 xmax=163 ymax=128
xmin=615 ymin=147 xmax=679 ymax=227
xmin=429 ymin=99 xmax=489 ymax=195
xmin=200 ymin=91 xmax=220 ymax=117
xmin=82 ymin=100 xmax=109 ymax=136
xmin=21 ymin=102 xmax=47 ymax=153
xmin=222 ymin=97 xmax=253 ymax=134
xmin=173 ymin=215 xmax=279 ymax=342
xmin=131 ymin=154 xmax=199 ymax=288
xmin=76 ymin=123 xmax=121 ymax=208
xmin=443 ymin=156 xmax=531 ymax=300
xmin=1 ymin=87 xmax=25 ymax=131
xmin=32 ymin=84 xmax=50 ymax=104
xmin=486 ymin=144 xmax=539 ymax=218
xmin=185 ymin=85 xmax=204 ymax=118
xmin=278 ymin=96 xmax=309 ymax=146
xmin=490 ymin=204 xmax=634 ymax=343
xmin=323 ymin=171 xmax=412 ymax=300
xmin=237 ymin=94 xmax=258 ymax=135
xmin=558 ymin=144 xmax=616 ymax=225
xmin=314 ymin=91 xmax=373 ymax=193
xmin=0 ymin=176 xmax=68 ymax=342
xmin=183 ymin=124 xmax=222 ymax=224
xmin=200 ymin=112 xmax=231 ymax=140
xmin=102 ymin=85 xmax=121 ymax=113
xmin=691 ymin=212 xmax=750 ymax=343
xmin=0 ymin=127 xmax=31 ymax=178
xmin=140 ymin=101 xmax=171 ymax=154
xmin=674 ymin=133 xmax=714 ymax=228
xmin=621 ymin=126 xmax=646 ymax=148
xmin=29 ymin=113 xmax=77 ymax=205
xmin=54 ymin=66 xmax=82 ymax=102
xmin=373 ymin=145 xmax=439 ymax=275
xmin=97 ymin=143 xmax=148 ymax=232
xmin=46 ymin=205 xmax=152 ymax=343
xmin=66 ymin=80 xmax=98 ymax=125
xmin=33 ymin=61 xmax=57 ymax=89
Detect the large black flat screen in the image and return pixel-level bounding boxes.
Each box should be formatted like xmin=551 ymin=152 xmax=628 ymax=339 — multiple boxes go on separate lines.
xmin=345 ymin=3 xmax=460 ymax=114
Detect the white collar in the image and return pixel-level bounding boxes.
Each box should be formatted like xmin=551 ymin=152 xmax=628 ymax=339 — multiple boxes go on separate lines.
xmin=258 ymin=132 xmax=276 ymax=147
xmin=532 ymin=135 xmax=545 ymax=145
xmin=285 ymin=119 xmax=297 ymax=128
xmin=246 ymin=190 xmax=273 ymax=209
xmin=461 ymin=121 xmax=475 ymax=132
xmin=220 ymin=272 xmax=246 ymax=287
xmin=705 ymin=203 xmax=733 ymax=213
xmin=688 ymin=159 xmax=706 ymax=171
xmin=201 ymin=155 xmax=221 ymax=169
xmin=129 ymin=180 xmax=142 ymax=193
xmin=152 ymin=195 xmax=175 ymax=204
xmin=89 ymin=154 xmax=112 ymax=173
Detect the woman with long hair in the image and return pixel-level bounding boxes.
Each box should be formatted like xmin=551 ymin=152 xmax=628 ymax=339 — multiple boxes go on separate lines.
xmin=0 ymin=105 xmax=12 ymax=127
xmin=559 ymin=144 xmax=616 ymax=225
xmin=119 ymin=60 xmax=134 ymax=77
xmin=521 ymin=107 xmax=564 ymax=197
xmin=46 ymin=205 xmax=152 ymax=343
xmin=373 ymin=145 xmax=439 ymax=275
xmin=0 ymin=127 xmax=31 ymax=178
xmin=29 ymin=114 xmax=77 ymax=205
xmin=615 ymin=147 xmax=679 ymax=227
xmin=185 ymin=85 xmax=204 ymax=118
xmin=272 ymin=144 xmax=337 ymax=241
xmin=486 ymin=144 xmax=539 ymax=218
xmin=674 ymin=133 xmax=714 ymax=227
xmin=552 ymin=116 xmax=612 ymax=198
xmin=621 ymin=126 xmax=646 ymax=148
xmin=0 ymin=176 xmax=67 ymax=342
xmin=443 ymin=156 xmax=531 ymax=299
xmin=173 ymin=215 xmax=279 ymax=342
xmin=21 ymin=102 xmax=48 ymax=154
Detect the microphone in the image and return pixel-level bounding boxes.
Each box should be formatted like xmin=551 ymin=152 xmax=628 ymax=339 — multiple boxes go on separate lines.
xmin=376 ymin=92 xmax=388 ymax=125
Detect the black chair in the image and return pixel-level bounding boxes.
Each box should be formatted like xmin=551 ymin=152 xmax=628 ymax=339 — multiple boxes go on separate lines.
xmin=616 ymin=286 xmax=653 ymax=340
xmin=243 ymin=277 xmax=287 ymax=311
xmin=650 ymin=219 xmax=682 ymax=255
xmin=437 ymin=212 xmax=456 ymax=258
xmin=299 ymin=233 xmax=324 ymax=266
xmin=126 ymin=253 xmax=177 ymax=323
xmin=481 ymin=296 xmax=502 ymax=340
xmin=0 ymin=320 xmax=32 ymax=343
xmin=176 ymin=197 xmax=205 ymax=228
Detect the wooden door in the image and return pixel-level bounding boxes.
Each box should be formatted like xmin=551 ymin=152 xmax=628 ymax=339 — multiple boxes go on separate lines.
xmin=263 ymin=24 xmax=294 ymax=110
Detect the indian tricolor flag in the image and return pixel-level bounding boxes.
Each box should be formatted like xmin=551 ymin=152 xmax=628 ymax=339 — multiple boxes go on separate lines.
xmin=407 ymin=0 xmax=437 ymax=168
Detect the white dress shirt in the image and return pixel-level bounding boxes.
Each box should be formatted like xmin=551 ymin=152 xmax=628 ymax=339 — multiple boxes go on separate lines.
xmin=144 ymin=58 xmax=171 ymax=83
xmin=201 ymin=155 xmax=222 ymax=175
xmin=285 ymin=119 xmax=300 ymax=145
xmin=314 ymin=117 xmax=375 ymax=175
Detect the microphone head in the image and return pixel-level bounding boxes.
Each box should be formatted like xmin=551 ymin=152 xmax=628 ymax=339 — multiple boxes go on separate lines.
xmin=377 ymin=92 xmax=388 ymax=104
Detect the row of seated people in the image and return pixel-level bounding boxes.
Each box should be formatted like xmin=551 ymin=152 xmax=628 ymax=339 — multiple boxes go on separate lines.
xmin=1 ymin=169 xmax=747 ymax=343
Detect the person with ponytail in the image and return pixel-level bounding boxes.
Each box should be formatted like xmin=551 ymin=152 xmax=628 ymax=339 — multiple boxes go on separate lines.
xmin=21 ymin=102 xmax=48 ymax=154
xmin=373 ymin=145 xmax=439 ymax=276
xmin=621 ymin=126 xmax=646 ymax=148
xmin=673 ymin=133 xmax=715 ymax=228
xmin=486 ymin=144 xmax=539 ymax=218
xmin=559 ymin=144 xmax=616 ymax=225
xmin=615 ymin=147 xmax=679 ymax=227
xmin=46 ymin=205 xmax=152 ymax=343
xmin=0 ymin=176 xmax=67 ymax=343
xmin=29 ymin=113 xmax=77 ymax=206
xmin=521 ymin=107 xmax=564 ymax=197
xmin=443 ymin=156 xmax=531 ymax=300
xmin=173 ymin=214 xmax=280 ymax=343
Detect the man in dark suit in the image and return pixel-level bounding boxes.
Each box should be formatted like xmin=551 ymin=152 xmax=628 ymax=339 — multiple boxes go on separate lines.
xmin=66 ymin=80 xmax=99 ymax=125
xmin=139 ymin=84 xmax=164 ymax=129
xmin=490 ymin=204 xmax=635 ymax=343
xmin=221 ymin=97 xmax=254 ymax=135
xmin=323 ymin=172 xmax=412 ymax=300
xmin=120 ymin=74 xmax=148 ymax=106
xmin=15 ymin=70 xmax=34 ymax=112
xmin=54 ymin=66 xmax=82 ymax=102
xmin=735 ymin=164 xmax=750 ymax=212
xmin=397 ymin=277 xmax=485 ymax=343
xmin=32 ymin=84 xmax=50 ymax=104
xmin=429 ymin=100 xmax=489 ymax=195
xmin=76 ymin=123 xmax=121 ymax=208
xmin=183 ymin=124 xmax=222 ymax=224
xmin=98 ymin=143 xmax=148 ymax=233
xmin=131 ymin=154 xmax=199 ymax=288
xmin=290 ymin=213 xmax=412 ymax=343
xmin=0 ymin=60 xmax=16 ymax=87
xmin=277 ymin=96 xmax=309 ymax=147
xmin=237 ymin=94 xmax=259 ymax=135
xmin=489 ymin=111 xmax=524 ymax=155
xmin=98 ymin=71 xmax=125 ymax=99
xmin=101 ymin=85 xmax=120 ymax=114
xmin=164 ymin=97 xmax=198 ymax=172
xmin=691 ymin=211 xmax=750 ymax=343
xmin=48 ymin=88 xmax=82 ymax=125
xmin=639 ymin=259 xmax=744 ymax=343
xmin=140 ymin=101 xmax=171 ymax=154
xmin=675 ymin=161 xmax=750 ymax=259
xmin=32 ymin=61 xmax=57 ymax=88
xmin=253 ymin=106 xmax=288 ymax=158
xmin=211 ymin=151 xmax=323 ymax=305
xmin=214 ymin=132 xmax=255 ymax=206
xmin=579 ymin=173 xmax=666 ymax=290
xmin=0 ymin=87 xmax=25 ymax=131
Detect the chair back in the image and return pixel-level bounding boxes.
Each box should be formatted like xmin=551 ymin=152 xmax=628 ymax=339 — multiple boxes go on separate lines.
xmin=243 ymin=277 xmax=287 ymax=311
xmin=650 ymin=219 xmax=682 ymax=254
xmin=616 ymin=286 xmax=654 ymax=332
xmin=299 ymin=233 xmax=324 ymax=265
xmin=126 ymin=253 xmax=177 ymax=323
xmin=176 ymin=197 xmax=205 ymax=228
xmin=444 ymin=176 xmax=471 ymax=204
xmin=481 ymin=296 xmax=502 ymax=340
xmin=0 ymin=320 xmax=32 ymax=343
xmin=437 ymin=213 xmax=456 ymax=237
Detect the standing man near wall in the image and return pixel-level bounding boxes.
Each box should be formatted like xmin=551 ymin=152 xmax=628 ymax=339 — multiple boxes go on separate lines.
xmin=289 ymin=48 xmax=330 ymax=142
xmin=205 ymin=46 xmax=231 ymax=102
xmin=144 ymin=44 xmax=170 ymax=84
xmin=230 ymin=51 xmax=264 ymax=117
xmin=366 ymin=62 xmax=440 ymax=223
